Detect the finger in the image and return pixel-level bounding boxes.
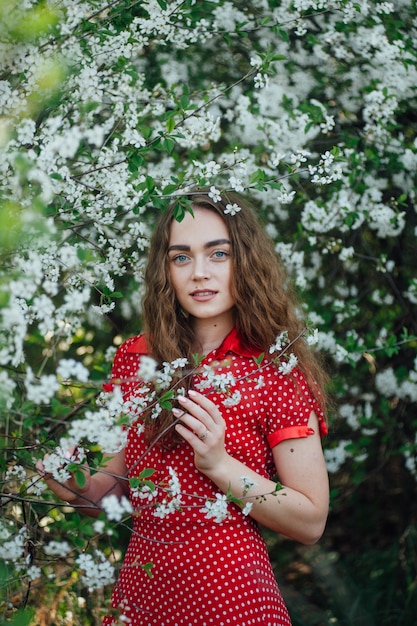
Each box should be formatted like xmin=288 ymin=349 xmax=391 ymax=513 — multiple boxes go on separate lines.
xmin=174 ymin=422 xmax=209 ymax=445
xmin=187 ymin=390 xmax=225 ymax=425
xmin=172 ymin=407 xmax=208 ymax=437
xmin=35 ymin=459 xmax=45 ymax=475
xmin=177 ymin=395 xmax=211 ymax=425
xmin=35 ymin=458 xmax=56 ymax=481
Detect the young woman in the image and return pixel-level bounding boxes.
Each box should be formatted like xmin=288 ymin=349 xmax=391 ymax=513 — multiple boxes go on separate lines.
xmin=38 ymin=191 xmax=329 ymax=625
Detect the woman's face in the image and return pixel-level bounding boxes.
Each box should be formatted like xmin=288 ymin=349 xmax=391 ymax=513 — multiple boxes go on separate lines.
xmin=167 ymin=207 xmax=235 ymax=332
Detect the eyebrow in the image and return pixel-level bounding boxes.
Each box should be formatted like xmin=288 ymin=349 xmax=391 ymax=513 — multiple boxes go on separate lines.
xmin=168 ymin=238 xmax=231 ymax=252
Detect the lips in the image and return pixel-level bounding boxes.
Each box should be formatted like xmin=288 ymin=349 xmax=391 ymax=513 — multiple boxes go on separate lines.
xmin=190 ymin=290 xmax=218 ymax=300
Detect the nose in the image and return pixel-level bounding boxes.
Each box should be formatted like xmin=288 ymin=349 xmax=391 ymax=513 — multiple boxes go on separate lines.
xmin=191 ymin=255 xmax=210 ymax=280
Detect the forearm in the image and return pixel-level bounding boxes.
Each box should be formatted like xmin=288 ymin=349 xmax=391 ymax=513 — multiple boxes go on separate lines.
xmin=66 ymin=473 xmax=127 ymax=518
xmin=203 ymin=454 xmax=327 ymax=544
xmin=175 ymin=392 xmax=329 ymax=542
xmin=37 ymin=450 xmax=129 ymax=518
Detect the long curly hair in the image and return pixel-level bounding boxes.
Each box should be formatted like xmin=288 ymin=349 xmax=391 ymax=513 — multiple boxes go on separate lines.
xmin=142 ymin=190 xmax=328 ymax=446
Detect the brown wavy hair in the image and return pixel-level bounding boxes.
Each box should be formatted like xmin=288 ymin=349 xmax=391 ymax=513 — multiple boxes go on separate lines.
xmin=142 ymin=190 xmax=328 ymax=446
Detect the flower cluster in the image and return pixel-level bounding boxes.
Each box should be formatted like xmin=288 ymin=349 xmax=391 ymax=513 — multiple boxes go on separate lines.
xmin=201 ymin=493 xmax=230 ymax=523
xmin=101 ymin=495 xmax=133 ymax=522
xmin=75 ymin=550 xmax=115 ymax=592
xmin=41 ymin=446 xmax=85 ymax=484
xmin=153 ymin=467 xmax=183 ymax=519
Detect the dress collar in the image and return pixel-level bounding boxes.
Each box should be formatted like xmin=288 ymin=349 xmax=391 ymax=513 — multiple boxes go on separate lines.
xmin=214 ymin=327 xmax=263 ymax=359
xmin=126 ymin=327 xmax=263 ymax=359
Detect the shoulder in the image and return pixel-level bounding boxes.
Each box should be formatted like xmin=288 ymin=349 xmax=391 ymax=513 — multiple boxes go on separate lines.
xmin=121 ymin=334 xmax=149 ymax=355
xmin=259 ymin=363 xmax=322 ymax=408
xmin=112 ymin=333 xmax=149 ymax=369
xmin=104 ymin=334 xmax=150 ymax=392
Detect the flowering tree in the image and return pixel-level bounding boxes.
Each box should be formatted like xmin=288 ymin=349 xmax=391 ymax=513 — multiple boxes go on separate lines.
xmin=1 ymin=0 xmax=416 ymax=623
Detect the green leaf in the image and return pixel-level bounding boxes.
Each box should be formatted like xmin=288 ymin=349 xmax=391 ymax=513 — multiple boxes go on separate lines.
xmin=166 ymin=115 xmax=176 ymax=133
xmin=76 ymin=246 xmax=88 ymax=261
xmin=141 ymin=562 xmax=154 ymax=578
xmin=4 ymin=607 xmax=35 ymax=626
xmin=139 ymin=468 xmax=157 ymax=480
xmin=162 ymin=183 xmax=179 ymax=196
xmin=180 ymin=94 xmax=189 ymax=109
xmin=161 ymin=137 xmax=176 ymax=154
xmin=145 ymin=175 xmax=155 ymax=192
xmin=128 ymin=152 xmax=144 ymax=174
xmin=253 ymin=353 xmax=265 ymax=367
xmin=74 ymin=468 xmax=87 ymax=489
xmin=249 ymin=169 xmax=265 ymax=184
xmin=278 ymin=28 xmax=290 ymax=42
xmin=173 ymin=203 xmax=185 ymax=222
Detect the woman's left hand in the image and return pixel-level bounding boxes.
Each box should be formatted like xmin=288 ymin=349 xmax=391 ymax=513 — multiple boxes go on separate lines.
xmin=173 ymin=389 xmax=229 ymax=474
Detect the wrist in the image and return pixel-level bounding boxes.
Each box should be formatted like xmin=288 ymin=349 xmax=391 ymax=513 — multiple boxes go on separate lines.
xmin=200 ymin=453 xmax=235 ymax=489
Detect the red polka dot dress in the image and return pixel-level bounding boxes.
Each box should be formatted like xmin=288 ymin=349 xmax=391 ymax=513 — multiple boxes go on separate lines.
xmin=102 ymin=328 xmax=327 ymax=625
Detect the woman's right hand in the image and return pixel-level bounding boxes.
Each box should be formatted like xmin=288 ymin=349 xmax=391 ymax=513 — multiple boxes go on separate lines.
xmin=36 ymin=447 xmax=91 ymax=505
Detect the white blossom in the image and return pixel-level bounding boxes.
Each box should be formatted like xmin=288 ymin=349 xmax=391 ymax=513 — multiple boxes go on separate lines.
xmin=165 ymin=466 xmax=181 ymax=497
xmin=153 ymin=498 xmax=182 ymax=518
xmin=324 ymin=440 xmax=352 ymax=473
xmin=170 ymin=357 xmax=188 ymax=369
xmin=196 ymin=366 xmax=236 ymax=393
xmin=41 ymin=446 xmax=82 ymax=484
xmin=242 ymin=502 xmax=253 ymax=516
xmin=0 ymin=370 xmax=16 ymax=409
xmin=24 ymin=367 xmax=60 ymax=404
xmin=375 ymin=367 xmax=398 ymax=398
xmin=192 ymin=159 xmax=221 ymax=179
xmin=24 ymin=565 xmax=40 ymax=581
xmin=269 ymin=331 xmax=289 ymax=354
xmin=64 ymin=408 xmax=127 ymax=453
xmin=93 ymin=520 xmax=106 ymax=534
xmin=134 ymin=484 xmax=158 ymax=502
xmin=239 ymin=476 xmax=259 ymax=494
xmin=76 ymin=550 xmax=115 ymax=591
xmin=224 ymin=203 xmax=241 ymax=216
xmin=44 ymin=540 xmax=72 ymax=557
xmin=5 ymin=465 xmax=26 ymax=481
xmin=368 ymin=204 xmax=405 ymax=238
xmin=222 ymin=390 xmax=241 ymax=407
xmin=138 ymin=355 xmax=158 ymax=382
xmin=201 ymin=493 xmax=230 ymax=523
xmin=0 ymin=526 xmax=27 ymax=562
xmin=57 ymin=359 xmax=89 ymax=383
xmin=254 ymin=376 xmax=265 ymax=389
xmin=208 ymin=186 xmax=221 ymax=203
xmin=306 ymin=328 xmax=319 ymax=346
xmin=278 ymin=353 xmax=298 ymax=375
xmin=101 ymin=495 xmax=133 ymax=521
xmin=153 ymin=467 xmax=182 ymax=518
xmin=27 ymin=475 xmax=47 ymax=496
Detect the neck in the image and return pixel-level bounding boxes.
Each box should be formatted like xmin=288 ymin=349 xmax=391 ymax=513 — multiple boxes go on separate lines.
xmin=192 ymin=316 xmax=234 ymax=354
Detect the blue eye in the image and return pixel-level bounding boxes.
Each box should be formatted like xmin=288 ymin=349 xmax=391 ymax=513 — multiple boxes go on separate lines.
xmin=173 ymin=254 xmax=189 ymax=264
xmin=212 ymin=250 xmax=228 ymax=259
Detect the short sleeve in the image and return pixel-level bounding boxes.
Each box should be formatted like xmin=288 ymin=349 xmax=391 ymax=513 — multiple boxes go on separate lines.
xmin=258 ymin=367 xmax=328 ymax=448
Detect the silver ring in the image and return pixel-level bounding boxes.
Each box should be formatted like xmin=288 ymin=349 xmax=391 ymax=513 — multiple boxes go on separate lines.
xmin=198 ymin=430 xmax=208 ymax=441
